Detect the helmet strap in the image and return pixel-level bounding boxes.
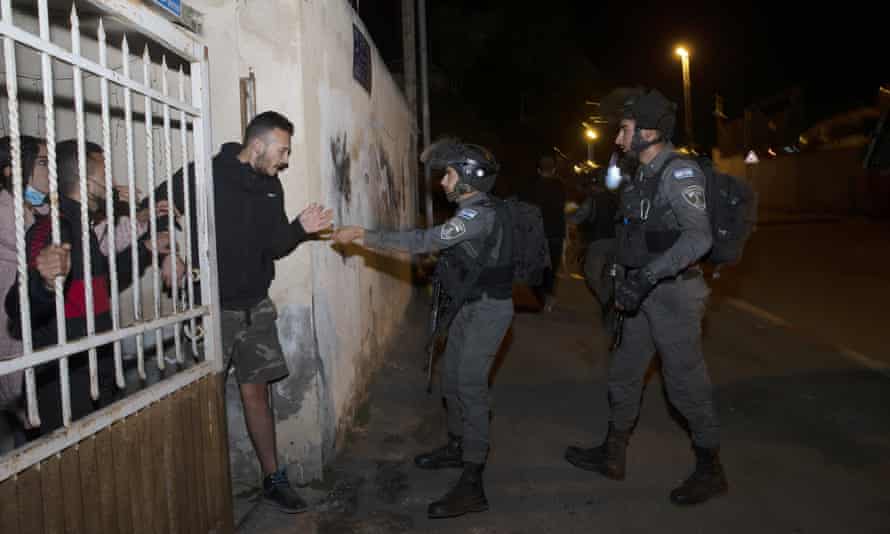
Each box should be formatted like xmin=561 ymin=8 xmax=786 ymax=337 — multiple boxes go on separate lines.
xmin=630 ymin=127 xmax=662 ymax=154
xmin=447 ymin=182 xmax=473 ymax=203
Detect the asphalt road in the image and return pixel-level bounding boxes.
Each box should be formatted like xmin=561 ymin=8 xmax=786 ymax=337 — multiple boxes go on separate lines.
xmin=241 ymin=218 xmax=890 ymax=533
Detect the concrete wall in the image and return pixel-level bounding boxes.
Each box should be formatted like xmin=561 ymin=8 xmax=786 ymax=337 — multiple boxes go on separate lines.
xmin=190 ymin=0 xmax=417 ymax=489
xmin=713 ymin=147 xmax=889 ymax=219
xmin=2 ymin=0 xmax=418 ymax=489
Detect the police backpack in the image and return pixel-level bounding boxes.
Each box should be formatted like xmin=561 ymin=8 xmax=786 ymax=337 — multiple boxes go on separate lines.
xmin=649 ymin=154 xmax=757 ymax=267
xmin=497 ymin=197 xmax=551 ymax=286
xmin=695 ymin=156 xmax=758 ymax=266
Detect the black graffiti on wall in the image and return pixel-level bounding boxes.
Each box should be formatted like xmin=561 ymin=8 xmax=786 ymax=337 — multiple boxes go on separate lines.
xmin=330 ymin=132 xmax=352 ymax=224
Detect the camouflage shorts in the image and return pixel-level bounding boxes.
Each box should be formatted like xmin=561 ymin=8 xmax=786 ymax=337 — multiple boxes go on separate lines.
xmin=220 ymin=298 xmax=290 ymax=384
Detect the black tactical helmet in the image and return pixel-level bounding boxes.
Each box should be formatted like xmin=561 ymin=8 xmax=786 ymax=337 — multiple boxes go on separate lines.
xmin=623 ymin=89 xmax=677 ymax=139
xmin=602 ymin=87 xmax=677 ymax=140
xmin=421 ymin=137 xmax=499 ymax=193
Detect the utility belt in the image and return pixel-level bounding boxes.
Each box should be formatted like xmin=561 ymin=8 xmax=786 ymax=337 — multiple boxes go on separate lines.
xmin=440 ymin=263 xmax=512 ymax=303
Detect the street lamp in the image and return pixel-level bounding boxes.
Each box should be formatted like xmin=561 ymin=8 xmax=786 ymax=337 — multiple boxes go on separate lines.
xmin=675 ymin=45 xmax=694 ymax=148
xmin=584 ymin=127 xmax=598 ymax=163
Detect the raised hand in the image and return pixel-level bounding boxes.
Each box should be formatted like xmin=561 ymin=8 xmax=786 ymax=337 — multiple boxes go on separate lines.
xmin=161 ymin=254 xmax=186 ymax=289
xmin=144 ymin=231 xmax=172 ymax=255
xmin=298 ymin=202 xmax=334 ymax=233
xmin=35 ymin=243 xmax=71 ymax=289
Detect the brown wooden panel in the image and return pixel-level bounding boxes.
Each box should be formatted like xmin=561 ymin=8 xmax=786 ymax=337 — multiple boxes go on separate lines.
xmin=79 ymin=437 xmax=102 ymax=534
xmin=95 ymin=427 xmax=117 ymax=533
xmin=40 ymin=454 xmax=66 ymax=534
xmin=201 ymin=375 xmax=224 ymax=531
xmin=0 ymin=474 xmax=21 ymax=534
xmin=126 ymin=409 xmax=147 ymax=534
xmin=175 ymin=386 xmax=196 ymax=534
xmin=59 ymin=443 xmax=85 ymax=534
xmin=160 ymin=394 xmax=179 ymax=534
xmin=191 ymin=381 xmax=209 ymax=533
xmin=209 ymin=373 xmax=234 ymax=533
xmin=111 ymin=420 xmax=133 ymax=534
xmin=150 ymin=401 xmax=170 ymax=534
xmin=138 ymin=406 xmax=156 ymax=534
xmin=17 ymin=464 xmax=43 ymax=534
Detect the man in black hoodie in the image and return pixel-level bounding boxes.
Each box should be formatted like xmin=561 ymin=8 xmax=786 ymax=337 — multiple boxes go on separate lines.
xmin=155 ymin=111 xmax=332 ymax=514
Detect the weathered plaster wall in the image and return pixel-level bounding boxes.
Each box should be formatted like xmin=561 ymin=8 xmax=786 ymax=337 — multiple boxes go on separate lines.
xmin=191 ymin=0 xmax=417 ymax=489
xmin=2 ymin=0 xmax=417 ymax=491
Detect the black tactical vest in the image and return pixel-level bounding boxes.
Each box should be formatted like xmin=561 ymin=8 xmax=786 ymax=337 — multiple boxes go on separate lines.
xmin=437 ymin=200 xmax=514 ymax=302
xmin=615 ymin=167 xmax=681 ymax=268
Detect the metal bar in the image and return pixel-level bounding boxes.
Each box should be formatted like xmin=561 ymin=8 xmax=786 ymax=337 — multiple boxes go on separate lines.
xmin=122 ymin=36 xmax=145 ymax=380
xmin=72 ymin=5 xmax=100 ymax=407
xmin=191 ymin=52 xmax=224 ymax=372
xmin=401 ymin=0 xmax=417 ymax=112
xmin=38 ymin=0 xmax=61 ymax=429
xmin=179 ymin=66 xmax=197 ymax=357
xmin=418 ymin=0 xmax=432 ymax=228
xmin=39 ymin=0 xmax=68 ymax=428
xmin=0 ymin=21 xmax=200 ymax=117
xmin=0 ymin=360 xmax=215 ymax=483
xmin=37 ymin=0 xmax=64 ymax=429
xmin=143 ymin=47 xmax=164 ymax=372
xmin=0 ymin=308 xmax=209 ymax=376
xmin=98 ymin=19 xmax=124 ymax=390
xmin=161 ymin=56 xmax=182 ymax=364
xmin=2 ymin=0 xmax=40 ymax=428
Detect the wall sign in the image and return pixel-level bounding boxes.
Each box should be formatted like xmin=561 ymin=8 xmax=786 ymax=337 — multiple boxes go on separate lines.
xmin=153 ymin=0 xmax=181 ymax=18
xmin=353 ymin=24 xmax=372 ymax=94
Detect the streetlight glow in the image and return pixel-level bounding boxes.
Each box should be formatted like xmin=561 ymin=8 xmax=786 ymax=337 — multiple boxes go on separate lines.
xmin=674 ymin=43 xmax=694 ymax=147
xmin=585 ymin=128 xmax=598 ymax=140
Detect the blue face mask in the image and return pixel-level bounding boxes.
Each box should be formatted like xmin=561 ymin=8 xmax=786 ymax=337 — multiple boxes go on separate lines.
xmin=24 ymin=185 xmax=47 ymax=206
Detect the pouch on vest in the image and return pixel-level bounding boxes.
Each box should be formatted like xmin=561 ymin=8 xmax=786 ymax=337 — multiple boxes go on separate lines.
xmin=615 ymin=219 xmax=650 ymax=268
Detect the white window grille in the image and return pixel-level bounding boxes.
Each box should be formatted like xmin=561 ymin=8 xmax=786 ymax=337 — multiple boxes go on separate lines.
xmin=0 ymin=0 xmax=222 ymax=482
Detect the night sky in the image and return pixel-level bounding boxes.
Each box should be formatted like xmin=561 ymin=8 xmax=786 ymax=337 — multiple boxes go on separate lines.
xmin=360 ymin=1 xmax=884 ymax=159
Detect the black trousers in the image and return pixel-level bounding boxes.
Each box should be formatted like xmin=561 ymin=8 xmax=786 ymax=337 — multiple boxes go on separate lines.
xmin=540 ymin=237 xmax=565 ymax=296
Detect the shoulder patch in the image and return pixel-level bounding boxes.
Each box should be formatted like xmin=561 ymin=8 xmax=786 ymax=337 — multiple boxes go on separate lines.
xmin=457 ymin=208 xmax=479 ymax=220
xmin=682 ymin=185 xmax=706 ymax=210
xmin=673 ymin=167 xmax=695 ymax=180
xmin=440 ymin=218 xmax=467 ymax=240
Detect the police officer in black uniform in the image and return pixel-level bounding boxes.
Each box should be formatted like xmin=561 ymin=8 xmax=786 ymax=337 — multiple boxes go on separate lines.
xmin=565 ymin=88 xmax=728 ymax=506
xmin=333 ymin=138 xmax=513 ymax=519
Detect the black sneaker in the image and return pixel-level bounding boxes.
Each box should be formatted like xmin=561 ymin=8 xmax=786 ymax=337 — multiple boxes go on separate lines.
xmin=263 ymin=468 xmax=308 ymax=514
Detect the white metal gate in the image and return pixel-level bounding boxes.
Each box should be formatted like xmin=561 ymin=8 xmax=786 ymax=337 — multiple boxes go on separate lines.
xmin=0 ymin=0 xmax=223 ymax=483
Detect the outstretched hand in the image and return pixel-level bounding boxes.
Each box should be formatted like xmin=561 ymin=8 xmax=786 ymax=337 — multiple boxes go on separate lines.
xmin=299 ymin=202 xmax=334 ymax=234
xmin=332 ymin=226 xmax=365 ymax=245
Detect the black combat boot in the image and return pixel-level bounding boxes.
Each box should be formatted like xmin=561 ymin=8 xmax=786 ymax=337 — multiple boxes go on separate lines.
xmin=427 ymin=462 xmax=488 ymax=519
xmin=414 ymin=433 xmax=464 ymax=470
xmin=564 ymin=423 xmax=630 ymax=480
xmin=669 ymin=445 xmax=729 ymax=506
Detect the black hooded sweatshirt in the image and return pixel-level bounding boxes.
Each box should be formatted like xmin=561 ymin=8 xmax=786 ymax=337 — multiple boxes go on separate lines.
xmin=155 ymin=142 xmax=309 ymax=310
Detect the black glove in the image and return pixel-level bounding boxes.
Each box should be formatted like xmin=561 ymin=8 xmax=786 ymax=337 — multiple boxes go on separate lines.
xmin=614 ymin=269 xmax=656 ymax=313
